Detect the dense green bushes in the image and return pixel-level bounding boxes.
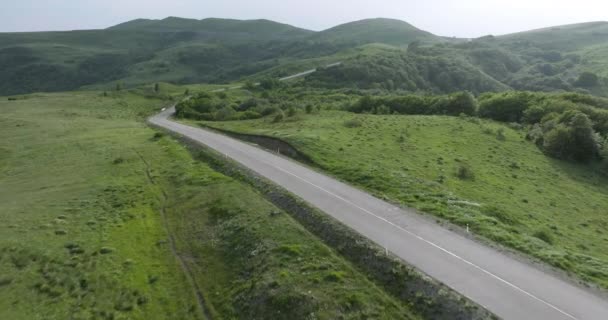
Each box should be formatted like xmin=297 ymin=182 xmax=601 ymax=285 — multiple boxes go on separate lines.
xmin=179 ymin=86 xmax=608 ymax=164
xmin=349 ymin=90 xmax=608 ymax=163
xmin=307 ymin=48 xmax=509 ymax=94
xmin=176 ymin=92 xmax=269 ymax=121
xmin=349 ymin=91 xmax=477 ymax=116
xmin=478 ymin=92 xmax=539 ymax=122
xmin=537 ymin=111 xmax=601 ymax=162
xmin=476 ymin=92 xmax=608 ymax=162
xmin=601 ymin=138 xmax=608 ymax=171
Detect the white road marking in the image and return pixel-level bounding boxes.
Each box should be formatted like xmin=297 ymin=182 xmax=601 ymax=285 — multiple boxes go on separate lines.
xmin=263 ymin=160 xmax=580 ymax=320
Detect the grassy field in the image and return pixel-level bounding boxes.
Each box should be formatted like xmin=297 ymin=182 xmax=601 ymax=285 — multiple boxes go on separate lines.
xmin=200 ymin=111 xmax=608 ymax=288
xmin=0 ymin=92 xmax=419 ymax=319
xmin=0 ymin=91 xmax=199 ymax=319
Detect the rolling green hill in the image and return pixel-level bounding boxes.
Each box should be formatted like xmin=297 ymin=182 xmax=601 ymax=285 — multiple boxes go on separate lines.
xmin=305 ymin=21 xmax=608 ymax=95
xmin=108 ymin=16 xmax=314 ymax=41
xmin=2 ymin=17 xmax=608 ymax=96
xmin=311 ymin=18 xmax=439 ymax=46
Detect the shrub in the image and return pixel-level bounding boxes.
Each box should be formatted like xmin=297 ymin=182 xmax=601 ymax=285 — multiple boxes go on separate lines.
xmin=260 ymin=77 xmax=281 ymax=90
xmin=523 ymin=105 xmax=547 ymax=124
xmin=261 ymin=105 xmax=281 ymax=116
xmin=533 ymin=230 xmax=554 ymax=245
xmin=574 ymin=72 xmax=599 ymax=88
xmin=215 ymin=106 xmax=236 ymax=121
xmin=277 ymin=244 xmax=302 ymax=257
xmin=272 ymin=110 xmax=285 ymax=123
xmin=344 ymin=119 xmax=363 ymax=128
xmin=240 ymin=110 xmax=262 ymax=120
xmin=373 ymin=104 xmax=391 ymax=115
xmin=481 ymin=205 xmax=514 ymax=224
xmin=444 ymin=91 xmax=477 ymax=116
xmin=542 ymin=111 xmax=600 ymax=162
xmin=287 ymin=107 xmax=297 ymax=117
xmin=478 ymin=92 xmax=537 ymax=122
xmin=305 ymin=104 xmax=314 ymax=114
xmin=496 ymin=128 xmax=506 ymax=141
xmin=238 ymin=98 xmax=258 ymax=111
xmin=601 ymin=139 xmax=608 ymax=172
xmin=324 ymin=271 xmax=346 ymax=282
xmin=244 ymin=81 xmax=257 ymax=90
xmin=99 ymin=247 xmax=114 ymax=254
xmin=456 ymin=163 xmax=475 ymax=180
xmin=0 ymin=276 xmax=13 ymax=287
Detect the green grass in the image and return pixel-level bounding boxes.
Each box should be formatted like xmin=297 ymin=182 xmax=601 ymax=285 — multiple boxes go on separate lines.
xmin=0 ymin=92 xmax=419 ymax=319
xmin=160 ymin=141 xmax=419 ymax=319
xmin=199 ymin=111 xmax=608 ymax=288
xmin=0 ymin=91 xmax=199 ymax=319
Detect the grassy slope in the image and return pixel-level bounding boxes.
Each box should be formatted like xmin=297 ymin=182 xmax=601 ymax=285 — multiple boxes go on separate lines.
xmin=200 ymin=111 xmax=608 ymax=288
xmin=0 ymin=92 xmax=199 ymax=319
xmin=0 ymin=92 xmax=418 ymax=319
xmin=311 ymin=18 xmax=438 ymax=46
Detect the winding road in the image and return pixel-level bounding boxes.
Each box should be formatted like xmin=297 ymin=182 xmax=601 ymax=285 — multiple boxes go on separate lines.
xmin=150 ymin=107 xmax=608 ymax=320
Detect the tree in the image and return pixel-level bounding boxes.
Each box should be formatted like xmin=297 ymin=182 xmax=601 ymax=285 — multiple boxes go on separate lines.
xmin=601 ymin=137 xmax=608 ymax=171
xmin=215 ymin=106 xmax=236 ymax=121
xmin=272 ymin=110 xmax=285 ymax=123
xmin=260 ymin=78 xmax=281 ymax=90
xmin=574 ymin=72 xmax=599 ymax=88
xmin=305 ymin=104 xmax=313 ymax=114
xmin=445 ymin=91 xmax=477 ymax=116
xmin=244 ymin=81 xmax=257 ymax=90
xmin=154 ymin=83 xmax=160 ymax=93
xmin=478 ymin=92 xmax=536 ymax=122
xmin=115 ymin=83 xmax=122 ymax=91
xmin=543 ymin=111 xmax=600 ymax=162
xmin=523 ymin=105 xmax=547 ymax=124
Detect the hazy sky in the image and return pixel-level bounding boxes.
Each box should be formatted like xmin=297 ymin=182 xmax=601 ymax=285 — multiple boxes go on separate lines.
xmin=1 ymin=0 xmax=607 ymax=37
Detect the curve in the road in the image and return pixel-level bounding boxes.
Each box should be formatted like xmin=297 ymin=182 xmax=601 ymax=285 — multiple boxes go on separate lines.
xmin=150 ymin=107 xmax=608 ymax=320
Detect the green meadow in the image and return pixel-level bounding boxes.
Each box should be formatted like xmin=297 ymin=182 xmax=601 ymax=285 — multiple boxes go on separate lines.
xmin=0 ymin=92 xmax=418 ymax=319
xmin=201 ymin=110 xmax=608 ymax=288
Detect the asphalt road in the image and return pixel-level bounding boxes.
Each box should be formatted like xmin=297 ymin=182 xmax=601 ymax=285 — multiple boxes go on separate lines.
xmin=150 ymin=107 xmax=608 ymax=320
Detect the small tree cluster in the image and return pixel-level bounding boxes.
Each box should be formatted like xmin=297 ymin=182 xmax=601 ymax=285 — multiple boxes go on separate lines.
xmin=574 ymin=72 xmax=599 ymax=88
xmin=456 ymin=162 xmax=475 ymax=180
xmin=540 ymin=110 xmax=601 ymax=162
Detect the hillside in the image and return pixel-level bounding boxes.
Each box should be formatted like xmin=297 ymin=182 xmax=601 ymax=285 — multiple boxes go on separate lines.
xmin=497 ymin=21 xmax=608 ymax=51
xmin=305 ymin=22 xmax=608 ymax=95
xmin=2 ymin=17 xmax=608 ymax=96
xmin=177 ymin=86 xmax=608 ymax=288
xmin=312 ymin=18 xmax=439 ymax=46
xmin=0 ymin=90 xmax=424 ymax=320
xmin=108 ymin=16 xmax=314 ymax=40
xmin=305 ymin=44 xmax=510 ymax=93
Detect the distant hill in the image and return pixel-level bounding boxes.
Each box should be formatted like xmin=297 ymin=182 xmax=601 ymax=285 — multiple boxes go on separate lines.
xmin=1 ymin=17 xmax=608 ymax=96
xmin=108 ymin=17 xmax=314 ymax=41
xmin=497 ymin=21 xmax=608 ymax=51
xmin=312 ymin=18 xmax=439 ymax=46
xmin=303 ymin=21 xmax=608 ymax=95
